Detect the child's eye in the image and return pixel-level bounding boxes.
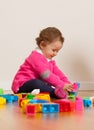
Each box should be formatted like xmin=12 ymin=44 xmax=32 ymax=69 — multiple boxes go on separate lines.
xmin=53 ymin=50 xmax=59 ymax=53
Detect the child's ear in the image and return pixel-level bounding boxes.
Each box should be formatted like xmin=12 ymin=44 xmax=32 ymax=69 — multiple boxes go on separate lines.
xmin=40 ymin=41 xmax=46 ymax=49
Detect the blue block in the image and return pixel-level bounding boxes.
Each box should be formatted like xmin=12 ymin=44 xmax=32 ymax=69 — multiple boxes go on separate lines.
xmin=0 ymin=94 xmax=18 ymax=103
xmin=29 ymin=99 xmax=48 ymax=104
xmin=83 ymin=99 xmax=92 ymax=107
xmin=77 ymin=82 xmax=80 ymax=89
xmin=12 ymin=95 xmax=18 ymax=102
xmin=42 ymin=103 xmax=59 ymax=113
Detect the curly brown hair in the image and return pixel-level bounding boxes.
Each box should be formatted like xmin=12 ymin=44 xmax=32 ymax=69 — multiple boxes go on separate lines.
xmin=35 ymin=27 xmax=64 ymax=47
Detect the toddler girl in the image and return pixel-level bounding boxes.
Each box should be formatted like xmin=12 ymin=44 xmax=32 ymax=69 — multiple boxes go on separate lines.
xmin=11 ymin=27 xmax=73 ymax=98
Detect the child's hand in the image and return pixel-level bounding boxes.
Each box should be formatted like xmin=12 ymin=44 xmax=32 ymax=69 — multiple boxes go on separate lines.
xmin=63 ymin=84 xmax=73 ymax=92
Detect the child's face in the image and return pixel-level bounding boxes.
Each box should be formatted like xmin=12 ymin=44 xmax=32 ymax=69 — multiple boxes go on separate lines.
xmin=40 ymin=40 xmax=63 ymax=59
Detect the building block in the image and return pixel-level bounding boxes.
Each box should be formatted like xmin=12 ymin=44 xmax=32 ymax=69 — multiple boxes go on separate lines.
xmin=26 ymin=94 xmax=35 ymax=100
xmin=26 ymin=104 xmax=36 ymax=116
xmin=0 ymin=88 xmax=4 ymax=94
xmin=90 ymin=96 xmax=94 ymax=105
xmin=54 ymin=99 xmax=75 ymax=112
xmin=29 ymin=99 xmax=49 ymax=104
xmin=35 ymin=104 xmax=42 ymax=112
xmin=42 ymin=104 xmax=52 ymax=113
xmin=0 ymin=97 xmax=6 ymax=105
xmin=18 ymin=98 xmax=26 ymax=107
xmin=21 ymin=99 xmax=30 ymax=107
xmin=35 ymin=93 xmax=50 ymax=101
xmin=21 ymin=99 xmax=30 ymax=113
xmin=75 ymin=97 xmax=84 ymax=111
xmin=69 ymin=101 xmax=75 ymax=111
xmin=0 ymin=94 xmax=18 ymax=103
xmin=12 ymin=95 xmax=18 ymax=102
xmin=49 ymin=103 xmax=59 ymax=113
xmin=83 ymin=97 xmax=92 ymax=107
xmin=72 ymin=82 xmax=80 ymax=93
xmin=42 ymin=103 xmax=59 ymax=113
xmin=72 ymin=82 xmax=79 ymax=92
xmin=68 ymin=94 xmax=76 ymax=101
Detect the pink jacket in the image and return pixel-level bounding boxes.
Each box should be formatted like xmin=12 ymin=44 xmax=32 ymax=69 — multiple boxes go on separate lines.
xmin=12 ymin=49 xmax=71 ymax=98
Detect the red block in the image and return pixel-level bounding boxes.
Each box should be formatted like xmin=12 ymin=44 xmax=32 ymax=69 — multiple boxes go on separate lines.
xmin=54 ymin=99 xmax=75 ymax=112
xmin=26 ymin=104 xmax=36 ymax=115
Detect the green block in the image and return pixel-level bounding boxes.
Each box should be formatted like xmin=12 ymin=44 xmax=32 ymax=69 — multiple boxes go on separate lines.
xmin=26 ymin=94 xmax=35 ymax=99
xmin=68 ymin=94 xmax=76 ymax=101
xmin=0 ymin=88 xmax=4 ymax=94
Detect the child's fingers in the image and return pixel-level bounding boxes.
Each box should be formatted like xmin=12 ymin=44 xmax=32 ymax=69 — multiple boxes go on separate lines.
xmin=67 ymin=88 xmax=72 ymax=92
xmin=67 ymin=85 xmax=73 ymax=92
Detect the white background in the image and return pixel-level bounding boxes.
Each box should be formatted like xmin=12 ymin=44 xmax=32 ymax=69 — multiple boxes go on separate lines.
xmin=0 ymin=0 xmax=94 ymax=90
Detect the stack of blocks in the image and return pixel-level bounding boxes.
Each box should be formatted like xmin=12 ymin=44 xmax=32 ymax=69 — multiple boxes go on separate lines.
xmin=19 ymin=93 xmax=60 ymax=115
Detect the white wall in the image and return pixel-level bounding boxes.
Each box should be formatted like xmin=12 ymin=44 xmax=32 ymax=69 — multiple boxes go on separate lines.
xmin=0 ymin=0 xmax=94 ymax=90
